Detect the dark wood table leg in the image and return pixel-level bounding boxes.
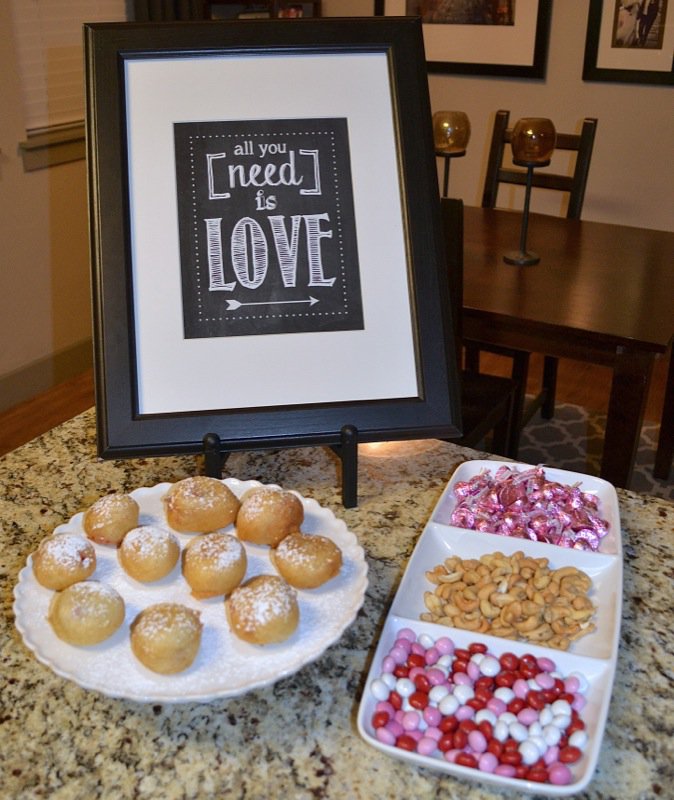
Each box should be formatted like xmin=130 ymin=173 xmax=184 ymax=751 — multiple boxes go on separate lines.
xmin=654 ymin=348 xmax=674 ymax=480
xmin=601 ymin=347 xmax=654 ymax=488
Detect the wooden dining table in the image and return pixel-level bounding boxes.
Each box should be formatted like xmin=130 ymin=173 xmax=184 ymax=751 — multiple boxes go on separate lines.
xmin=461 ymin=206 xmax=674 ymax=489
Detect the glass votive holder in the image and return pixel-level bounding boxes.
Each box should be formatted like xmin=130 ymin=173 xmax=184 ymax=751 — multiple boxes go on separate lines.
xmin=433 ymin=111 xmax=471 ymax=154
xmin=510 ymin=117 xmax=556 ymax=166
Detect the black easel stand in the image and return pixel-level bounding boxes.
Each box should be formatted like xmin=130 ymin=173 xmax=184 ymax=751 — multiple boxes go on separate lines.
xmin=330 ymin=424 xmax=359 ymax=509
xmin=203 ymin=432 xmax=227 ymax=480
xmin=201 ymin=425 xmax=359 ymax=508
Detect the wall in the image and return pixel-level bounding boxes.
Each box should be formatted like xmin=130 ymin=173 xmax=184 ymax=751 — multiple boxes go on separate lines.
xmin=426 ymin=3 xmax=674 ymax=229
xmin=0 ymin=2 xmax=92 ymax=410
xmin=1 ymin=1 xmax=673 ymax=412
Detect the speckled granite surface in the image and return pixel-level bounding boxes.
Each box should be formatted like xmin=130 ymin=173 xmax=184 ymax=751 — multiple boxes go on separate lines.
xmin=1 ymin=409 xmax=672 ymax=800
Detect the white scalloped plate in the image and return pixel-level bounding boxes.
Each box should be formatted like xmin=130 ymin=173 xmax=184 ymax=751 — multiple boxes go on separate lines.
xmin=357 ymin=460 xmax=622 ymax=796
xmin=14 ymin=479 xmax=368 ymax=703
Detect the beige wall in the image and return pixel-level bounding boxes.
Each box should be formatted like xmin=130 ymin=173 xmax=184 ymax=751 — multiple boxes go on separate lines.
xmin=1 ymin=1 xmax=673 ymax=411
xmin=426 ymin=2 xmax=674 ymax=229
xmin=1 ymin=2 xmax=92 ymax=408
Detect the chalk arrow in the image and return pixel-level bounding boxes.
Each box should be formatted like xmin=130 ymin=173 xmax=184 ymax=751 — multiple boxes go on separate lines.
xmin=226 ymin=296 xmax=319 ymax=311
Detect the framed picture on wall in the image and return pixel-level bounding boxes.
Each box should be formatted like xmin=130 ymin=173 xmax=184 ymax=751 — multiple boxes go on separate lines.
xmin=583 ymin=0 xmax=674 ymax=85
xmin=84 ymin=18 xmax=461 ymax=476
xmin=374 ymin=0 xmax=552 ymax=78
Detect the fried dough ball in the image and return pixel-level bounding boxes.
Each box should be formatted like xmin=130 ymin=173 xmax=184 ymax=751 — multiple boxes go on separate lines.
xmin=130 ymin=603 xmax=202 ymax=674
xmin=182 ymin=532 xmax=247 ymax=598
xmin=236 ymin=487 xmax=304 ymax=547
xmin=226 ymin=574 xmax=299 ymax=645
xmin=48 ymin=581 xmax=125 ymax=645
xmin=83 ymin=493 xmax=139 ymax=545
xmin=271 ymin=531 xmax=342 ymax=589
xmin=163 ymin=476 xmax=240 ymax=533
xmin=32 ymin=532 xmax=96 ymax=590
xmin=118 ymin=525 xmax=180 ymax=582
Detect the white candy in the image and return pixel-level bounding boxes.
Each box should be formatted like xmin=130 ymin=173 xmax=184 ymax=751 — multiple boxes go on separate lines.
xmin=529 ymin=735 xmax=548 ymax=757
xmin=395 ymin=677 xmax=415 ymax=698
xmin=569 ymin=729 xmax=589 ymax=750
xmin=381 ymin=672 xmax=396 ymax=690
xmin=438 ymin=693 xmax=460 ymax=716
xmin=418 ymin=633 xmax=435 ymax=649
xmin=553 ymin=714 xmax=572 ymax=731
xmin=370 ymin=678 xmax=390 ymax=701
xmin=551 ymin=699 xmax=572 ymax=717
xmin=509 ymin=721 xmax=528 ymax=742
xmin=453 ymin=684 xmax=475 ymax=705
xmin=493 ymin=720 xmax=510 ymax=742
xmin=539 ymin=707 xmax=554 ymax=727
xmin=528 ymin=721 xmax=543 ymax=738
xmin=519 ymin=739 xmax=540 ymax=765
xmin=498 ymin=711 xmax=517 ymax=726
xmin=470 ymin=652 xmax=485 ymax=665
xmin=479 ymin=655 xmax=501 ymax=677
xmin=493 ymin=687 xmax=515 ymax=703
xmin=543 ymin=724 xmax=562 ymax=747
xmin=429 ymin=684 xmax=450 ymax=705
xmin=437 ymin=655 xmax=454 ymax=670
xmin=475 ymin=709 xmax=497 ymax=727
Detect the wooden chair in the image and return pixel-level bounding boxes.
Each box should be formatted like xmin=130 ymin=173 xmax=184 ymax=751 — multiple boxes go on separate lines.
xmin=654 ymin=347 xmax=673 ymax=481
xmin=441 ymin=198 xmax=520 ymax=458
xmin=465 ymin=110 xmax=598 ymax=451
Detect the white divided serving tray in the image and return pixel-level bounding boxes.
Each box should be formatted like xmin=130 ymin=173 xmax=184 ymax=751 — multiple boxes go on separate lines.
xmin=357 ymin=460 xmax=622 ymax=796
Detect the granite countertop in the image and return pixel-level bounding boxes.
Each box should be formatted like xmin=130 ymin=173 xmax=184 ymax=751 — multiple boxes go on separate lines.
xmin=1 ymin=409 xmax=672 ymax=800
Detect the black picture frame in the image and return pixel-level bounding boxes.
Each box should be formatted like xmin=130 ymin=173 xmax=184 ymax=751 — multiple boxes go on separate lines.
xmin=583 ymin=0 xmax=674 ymax=85
xmin=374 ymin=0 xmax=552 ymax=79
xmin=84 ymin=18 xmax=461 ymax=469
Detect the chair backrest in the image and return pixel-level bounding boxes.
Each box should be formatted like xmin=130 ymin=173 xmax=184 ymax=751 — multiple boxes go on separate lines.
xmin=481 ymin=110 xmax=598 ymax=219
xmin=439 ymin=197 xmax=464 ymax=366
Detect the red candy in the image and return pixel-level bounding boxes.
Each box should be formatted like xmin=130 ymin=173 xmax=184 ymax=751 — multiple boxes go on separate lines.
xmin=372 ymin=711 xmax=389 ymax=728
xmin=409 ymin=691 xmax=428 ymax=710
xmin=396 ymin=734 xmax=417 ymax=752
xmin=453 ymin=729 xmax=468 ymax=749
xmin=559 ymin=746 xmax=582 ymax=763
xmin=499 ymin=652 xmax=519 ymax=671
xmin=495 ymin=670 xmax=516 ymax=688
xmin=455 ymin=753 xmax=478 ymax=769
xmin=527 ymin=767 xmax=549 ymax=782
xmin=439 ymin=716 xmax=458 ymax=733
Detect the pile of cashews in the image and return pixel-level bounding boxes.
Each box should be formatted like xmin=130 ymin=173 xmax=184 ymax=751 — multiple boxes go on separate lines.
xmin=421 ymin=551 xmax=595 ymax=651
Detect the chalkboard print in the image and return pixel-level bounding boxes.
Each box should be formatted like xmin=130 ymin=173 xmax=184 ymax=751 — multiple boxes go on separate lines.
xmin=174 ymin=118 xmax=364 ymax=339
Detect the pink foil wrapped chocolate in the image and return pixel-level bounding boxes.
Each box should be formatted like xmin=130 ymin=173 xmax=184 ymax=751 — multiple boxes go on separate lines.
xmin=449 ymin=465 xmax=609 ymax=550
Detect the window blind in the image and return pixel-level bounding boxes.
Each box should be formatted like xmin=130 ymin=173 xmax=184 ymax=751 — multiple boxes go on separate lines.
xmin=10 ymin=0 xmax=128 ymax=133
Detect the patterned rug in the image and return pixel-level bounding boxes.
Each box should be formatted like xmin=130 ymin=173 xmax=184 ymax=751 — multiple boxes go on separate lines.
xmin=516 ymin=403 xmax=673 ymax=502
